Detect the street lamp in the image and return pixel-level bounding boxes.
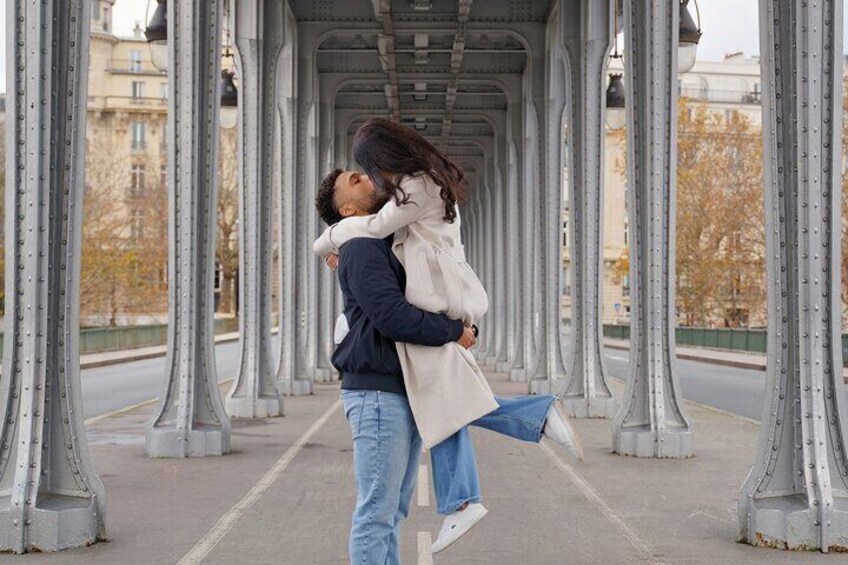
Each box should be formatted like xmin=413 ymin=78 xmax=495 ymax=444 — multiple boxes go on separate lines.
xmin=606 ymin=74 xmax=626 ymax=130
xmin=145 ymin=0 xmax=168 ymax=72
xmin=220 ymin=70 xmax=239 ymax=130
xmin=678 ymin=0 xmax=702 ymax=74
xmin=219 ymin=0 xmax=238 ymax=129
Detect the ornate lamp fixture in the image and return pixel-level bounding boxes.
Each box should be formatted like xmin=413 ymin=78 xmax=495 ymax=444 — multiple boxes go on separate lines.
xmin=145 ymin=0 xmax=168 ymax=72
xmin=678 ymin=0 xmax=702 ymax=73
xmin=605 ymin=3 xmax=626 ymax=130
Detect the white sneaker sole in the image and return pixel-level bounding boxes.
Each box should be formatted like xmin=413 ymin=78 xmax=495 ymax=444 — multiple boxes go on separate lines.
xmin=430 ymin=506 xmax=489 ymax=554
xmin=550 ymin=400 xmax=584 ymax=461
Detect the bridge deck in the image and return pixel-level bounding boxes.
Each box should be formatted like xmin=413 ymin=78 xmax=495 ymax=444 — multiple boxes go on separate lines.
xmin=0 ymin=374 xmax=829 ymax=565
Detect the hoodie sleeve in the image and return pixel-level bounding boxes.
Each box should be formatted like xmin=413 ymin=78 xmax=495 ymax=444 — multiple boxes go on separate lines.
xmin=339 ymin=238 xmax=464 ymax=346
xmin=312 ymin=174 xmax=433 ymax=258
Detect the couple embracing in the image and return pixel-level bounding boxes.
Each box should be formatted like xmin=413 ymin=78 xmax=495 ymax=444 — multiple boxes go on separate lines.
xmin=313 ymin=118 xmax=583 ymax=564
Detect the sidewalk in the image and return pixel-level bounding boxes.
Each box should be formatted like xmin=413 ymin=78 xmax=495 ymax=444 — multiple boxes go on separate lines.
xmin=0 ymin=372 xmax=835 ymax=564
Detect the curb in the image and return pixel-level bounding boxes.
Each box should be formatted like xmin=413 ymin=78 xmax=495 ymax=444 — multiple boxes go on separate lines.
xmin=80 ymin=334 xmax=241 ymax=370
xmin=603 ymin=340 xmax=766 ymax=372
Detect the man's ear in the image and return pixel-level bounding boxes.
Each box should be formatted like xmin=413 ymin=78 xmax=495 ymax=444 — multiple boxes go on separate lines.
xmin=338 ymin=204 xmax=357 ymax=218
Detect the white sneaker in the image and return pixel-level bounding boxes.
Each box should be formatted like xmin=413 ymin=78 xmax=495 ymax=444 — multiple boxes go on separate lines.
xmin=543 ymin=400 xmax=584 ymax=461
xmin=430 ymin=502 xmax=488 ymax=554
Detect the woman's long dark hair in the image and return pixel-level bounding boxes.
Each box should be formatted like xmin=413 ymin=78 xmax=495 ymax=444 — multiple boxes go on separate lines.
xmin=352 ymin=118 xmax=467 ymax=223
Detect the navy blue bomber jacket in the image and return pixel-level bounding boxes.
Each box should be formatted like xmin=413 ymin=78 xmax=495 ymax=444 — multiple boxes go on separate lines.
xmin=332 ymin=236 xmax=465 ymax=395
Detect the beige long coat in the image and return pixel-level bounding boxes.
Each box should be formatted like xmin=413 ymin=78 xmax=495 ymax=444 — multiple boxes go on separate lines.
xmin=315 ymin=173 xmax=499 ymax=447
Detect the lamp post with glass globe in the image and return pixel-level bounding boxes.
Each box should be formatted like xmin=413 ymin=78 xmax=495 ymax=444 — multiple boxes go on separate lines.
xmin=678 ymin=0 xmax=701 ymax=73
xmin=144 ymin=0 xmax=168 ymax=72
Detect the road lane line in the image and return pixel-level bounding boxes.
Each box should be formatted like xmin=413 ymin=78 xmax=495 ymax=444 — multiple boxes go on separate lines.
xmin=417 ymin=464 xmax=430 ymax=507
xmin=540 ymin=442 xmax=665 ymax=565
xmin=417 ymin=532 xmax=434 ymax=565
xmin=177 ymin=399 xmax=342 ymax=565
xmin=83 ymin=378 xmax=235 ymax=427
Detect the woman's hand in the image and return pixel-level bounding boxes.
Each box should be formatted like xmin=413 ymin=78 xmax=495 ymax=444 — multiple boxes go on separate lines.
xmin=325 ymin=253 xmax=339 ymax=270
xmin=457 ymin=326 xmax=477 ymax=349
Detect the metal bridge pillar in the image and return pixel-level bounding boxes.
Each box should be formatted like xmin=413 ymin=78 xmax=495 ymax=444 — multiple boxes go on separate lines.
xmin=225 ymin=0 xmax=284 ymax=418
xmin=738 ymin=0 xmax=848 ymax=551
xmin=146 ymin=0 xmax=232 ymax=457
xmin=489 ymin=166 xmax=509 ymax=369
xmin=275 ymin=4 xmax=311 ymax=396
xmin=559 ymin=0 xmax=616 ymax=418
xmin=611 ymin=0 xmax=693 ymax=458
xmin=498 ymin=136 xmax=523 ymax=374
xmin=1 ymin=0 xmax=106 ymax=551
xmin=530 ymin=7 xmax=570 ymax=394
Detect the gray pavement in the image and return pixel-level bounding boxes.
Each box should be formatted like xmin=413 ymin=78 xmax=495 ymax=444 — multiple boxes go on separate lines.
xmin=0 ymin=370 xmax=838 ymax=564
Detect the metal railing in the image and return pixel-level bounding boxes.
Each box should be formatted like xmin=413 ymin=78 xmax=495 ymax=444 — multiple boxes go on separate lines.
xmin=0 ymin=318 xmax=239 ymax=357
xmin=604 ymin=324 xmax=848 ymax=366
xmin=679 ymin=87 xmax=761 ymax=105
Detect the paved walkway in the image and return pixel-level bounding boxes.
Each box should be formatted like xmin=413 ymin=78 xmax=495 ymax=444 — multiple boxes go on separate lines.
xmin=0 ymin=373 xmax=836 ymax=565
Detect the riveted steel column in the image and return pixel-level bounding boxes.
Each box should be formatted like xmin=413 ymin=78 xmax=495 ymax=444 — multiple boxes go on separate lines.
xmin=226 ymin=0 xmax=284 ymax=418
xmin=147 ymin=0 xmax=231 ymax=458
xmin=559 ymin=0 xmax=616 ymax=418
xmin=611 ymin=0 xmax=692 ymax=458
xmin=530 ymin=7 xmax=569 ymax=393
xmin=276 ymin=4 xmax=310 ymax=396
xmin=1 ymin=0 xmax=105 ymax=552
xmin=487 ymin=167 xmax=509 ymax=367
xmin=738 ymin=0 xmax=848 ymax=551
xmin=499 ymin=136 xmax=523 ymax=374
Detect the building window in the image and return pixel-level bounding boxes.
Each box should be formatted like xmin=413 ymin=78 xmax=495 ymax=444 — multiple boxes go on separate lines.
xmin=130 ymin=50 xmax=142 ymax=73
xmin=91 ymin=1 xmax=100 ymax=21
xmin=102 ymin=6 xmax=111 ymax=32
xmin=160 ymin=162 xmax=167 ymax=188
xmin=130 ymin=164 xmax=145 ymax=198
xmin=131 ymin=122 xmax=146 ymax=151
xmin=160 ymin=82 xmax=168 ymax=100
xmin=623 ymin=221 xmax=629 ymax=246
xmin=622 ymin=274 xmax=630 ymax=297
xmin=132 ymin=81 xmax=145 ymax=99
xmin=130 ymin=209 xmax=144 ymax=239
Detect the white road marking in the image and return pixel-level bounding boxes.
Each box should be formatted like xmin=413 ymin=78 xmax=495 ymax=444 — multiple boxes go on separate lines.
xmin=177 ymin=399 xmax=342 ymax=565
xmin=83 ymin=378 xmax=235 ymax=427
xmin=417 ymin=531 xmax=434 ymax=565
xmin=540 ymin=442 xmax=665 ymax=565
xmin=417 ymin=464 xmax=430 ymax=507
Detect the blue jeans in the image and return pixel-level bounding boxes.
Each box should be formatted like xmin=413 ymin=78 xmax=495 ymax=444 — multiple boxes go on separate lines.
xmin=430 ymin=394 xmax=557 ymax=514
xmin=341 ymin=390 xmax=422 ymax=565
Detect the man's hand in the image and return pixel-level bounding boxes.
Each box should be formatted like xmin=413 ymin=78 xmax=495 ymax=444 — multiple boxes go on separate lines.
xmin=325 ymin=253 xmax=339 ymax=270
xmin=457 ymin=326 xmax=477 ymax=349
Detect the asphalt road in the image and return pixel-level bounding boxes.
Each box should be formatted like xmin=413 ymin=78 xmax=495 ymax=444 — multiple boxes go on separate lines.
xmin=604 ymin=348 xmax=766 ymax=421
xmin=81 ymin=338 xmax=767 ymax=423
xmin=81 ymin=338 xmax=282 ymax=419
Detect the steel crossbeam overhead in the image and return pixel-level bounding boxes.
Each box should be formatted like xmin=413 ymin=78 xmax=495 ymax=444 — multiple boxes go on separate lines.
xmin=611 ymin=0 xmax=692 ymax=458
xmin=1 ymin=0 xmax=106 ymax=551
xmin=558 ymin=0 xmax=616 ymax=418
xmin=226 ymin=0 xmax=285 ymax=418
xmin=146 ymin=0 xmax=232 ymax=458
xmin=737 ymin=0 xmax=848 ymax=551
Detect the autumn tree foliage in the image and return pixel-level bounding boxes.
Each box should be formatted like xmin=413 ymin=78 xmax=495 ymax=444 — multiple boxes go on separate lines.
xmin=675 ymin=99 xmax=765 ymax=327
xmin=81 ymin=135 xmax=168 ymax=326
xmin=216 ymin=128 xmax=239 ymax=315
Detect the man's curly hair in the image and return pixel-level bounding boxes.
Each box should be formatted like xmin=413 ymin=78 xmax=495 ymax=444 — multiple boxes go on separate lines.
xmin=315 ymin=168 xmax=344 ymax=226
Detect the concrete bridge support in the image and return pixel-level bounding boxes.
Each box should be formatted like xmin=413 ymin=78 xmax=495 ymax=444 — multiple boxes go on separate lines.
xmin=0 ymin=0 xmax=106 ymax=551
xmin=146 ymin=0 xmax=232 ymax=458
xmin=611 ymin=0 xmax=693 ymax=458
xmin=737 ymin=0 xmax=848 ymax=551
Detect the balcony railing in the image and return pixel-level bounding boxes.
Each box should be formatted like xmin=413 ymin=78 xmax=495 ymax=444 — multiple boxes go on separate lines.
xmin=679 ymin=87 xmax=761 ymax=105
xmin=107 ymin=59 xmax=166 ymax=76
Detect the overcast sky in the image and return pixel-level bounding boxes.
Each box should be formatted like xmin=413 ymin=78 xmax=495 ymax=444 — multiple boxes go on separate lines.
xmin=0 ymin=0 xmax=825 ymax=92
